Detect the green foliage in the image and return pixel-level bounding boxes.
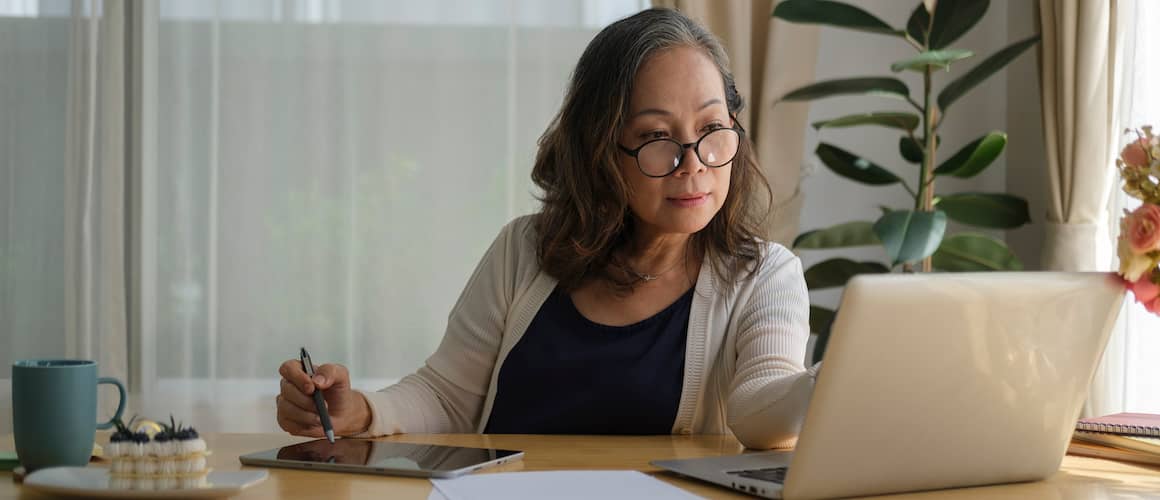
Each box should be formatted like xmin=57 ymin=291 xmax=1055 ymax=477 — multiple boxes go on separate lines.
xmin=793 ymin=221 xmax=878 ymax=249
xmin=812 ymin=112 xmax=920 ymax=131
xmin=804 ymin=258 xmax=890 ymax=289
xmin=815 ymin=143 xmax=901 ymax=185
xmin=935 ymin=192 xmax=1031 ymax=229
xmin=899 ymin=135 xmax=940 ymax=164
xmin=775 ymin=1 xmax=1039 ymax=355
xmin=935 ymin=132 xmax=1006 ymax=178
xmin=890 ymin=49 xmax=973 ymax=72
xmin=772 ymin=0 xmax=902 ymax=37
xmin=925 ymin=0 xmax=990 ymax=49
xmin=905 ymin=4 xmax=930 ymax=45
xmin=873 ymin=210 xmax=948 ymax=265
xmin=939 ymin=35 xmax=1041 ymax=111
xmin=780 ymin=77 xmax=910 ymax=102
xmin=809 ymin=306 xmax=837 ymax=365
xmin=933 ymin=233 xmax=1023 ymax=271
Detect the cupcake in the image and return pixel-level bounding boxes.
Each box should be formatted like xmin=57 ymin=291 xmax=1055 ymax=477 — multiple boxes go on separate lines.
xmin=106 ymin=415 xmax=211 ymax=490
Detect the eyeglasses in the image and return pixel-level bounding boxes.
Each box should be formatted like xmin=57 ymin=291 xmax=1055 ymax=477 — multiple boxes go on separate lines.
xmin=617 ymin=123 xmax=743 ymax=178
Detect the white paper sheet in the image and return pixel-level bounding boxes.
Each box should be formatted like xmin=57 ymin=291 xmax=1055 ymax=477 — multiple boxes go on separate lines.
xmin=430 ymin=470 xmax=704 ymax=500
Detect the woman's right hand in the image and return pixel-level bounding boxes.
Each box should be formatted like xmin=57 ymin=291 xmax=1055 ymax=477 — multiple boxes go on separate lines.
xmin=277 ymin=360 xmax=373 ymax=437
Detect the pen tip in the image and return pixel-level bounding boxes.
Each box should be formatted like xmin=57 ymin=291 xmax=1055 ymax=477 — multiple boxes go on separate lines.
xmin=325 ymin=430 xmax=336 ymax=444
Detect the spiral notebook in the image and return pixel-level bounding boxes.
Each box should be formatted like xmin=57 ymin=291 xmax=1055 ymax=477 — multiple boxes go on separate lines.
xmin=1076 ymin=412 xmax=1160 ymax=437
xmin=1074 ymin=431 xmax=1160 ymax=455
xmin=1068 ymin=439 xmax=1160 ymax=466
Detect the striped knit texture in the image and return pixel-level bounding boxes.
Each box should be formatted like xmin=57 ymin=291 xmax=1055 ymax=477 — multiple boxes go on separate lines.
xmin=359 ymin=216 xmax=815 ymax=450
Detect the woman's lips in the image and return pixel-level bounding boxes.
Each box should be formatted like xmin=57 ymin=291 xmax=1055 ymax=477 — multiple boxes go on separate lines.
xmin=668 ymin=193 xmax=709 ymax=208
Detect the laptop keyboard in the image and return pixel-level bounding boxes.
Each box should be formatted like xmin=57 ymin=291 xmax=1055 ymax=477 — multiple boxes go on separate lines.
xmin=727 ymin=466 xmax=788 ymax=484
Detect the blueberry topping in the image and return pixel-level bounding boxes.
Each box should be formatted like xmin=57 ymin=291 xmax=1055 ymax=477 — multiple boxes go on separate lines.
xmin=110 ymin=417 xmax=135 ymax=442
xmin=153 ymin=414 xmax=200 ymax=442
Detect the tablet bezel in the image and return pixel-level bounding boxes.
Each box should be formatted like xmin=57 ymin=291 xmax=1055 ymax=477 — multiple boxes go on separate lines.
xmin=237 ymin=439 xmax=524 ymax=479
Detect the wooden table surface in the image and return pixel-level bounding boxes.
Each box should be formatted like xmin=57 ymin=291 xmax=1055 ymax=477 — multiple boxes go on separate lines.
xmin=5 ymin=432 xmax=1160 ymax=499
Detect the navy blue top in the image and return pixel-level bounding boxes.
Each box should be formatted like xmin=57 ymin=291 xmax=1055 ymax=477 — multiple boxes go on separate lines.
xmin=484 ymin=286 xmax=692 ymax=435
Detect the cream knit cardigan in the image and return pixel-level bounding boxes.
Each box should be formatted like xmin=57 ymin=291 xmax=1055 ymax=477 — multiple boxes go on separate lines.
xmin=358 ymin=215 xmax=818 ymax=449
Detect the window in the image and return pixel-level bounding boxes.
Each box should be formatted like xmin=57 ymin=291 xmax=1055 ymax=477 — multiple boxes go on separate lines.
xmin=1099 ymin=0 xmax=1160 ymax=414
xmin=143 ymin=0 xmax=647 ymax=431
xmin=0 ymin=0 xmax=647 ymax=434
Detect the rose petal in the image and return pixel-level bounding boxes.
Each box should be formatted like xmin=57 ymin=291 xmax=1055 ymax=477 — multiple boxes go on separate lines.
xmin=1127 ymin=204 xmax=1160 ymax=254
xmin=1122 ymin=137 xmax=1151 ymax=166
xmin=1128 ymin=275 xmax=1160 ymax=303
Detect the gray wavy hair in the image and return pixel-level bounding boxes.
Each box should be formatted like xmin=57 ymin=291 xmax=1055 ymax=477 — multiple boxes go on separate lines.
xmin=532 ymin=8 xmax=772 ymax=292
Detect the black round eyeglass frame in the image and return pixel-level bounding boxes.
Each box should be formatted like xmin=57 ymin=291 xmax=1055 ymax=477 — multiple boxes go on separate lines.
xmin=616 ymin=119 xmax=746 ymax=178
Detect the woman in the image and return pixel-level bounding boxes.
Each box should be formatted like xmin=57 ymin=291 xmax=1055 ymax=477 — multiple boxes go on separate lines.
xmin=275 ymin=8 xmax=818 ymax=450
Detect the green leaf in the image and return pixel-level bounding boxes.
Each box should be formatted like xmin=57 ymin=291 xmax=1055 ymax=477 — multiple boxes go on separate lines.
xmin=809 ymin=306 xmax=836 ymax=335
xmin=899 ymin=135 xmax=940 ymax=164
xmin=935 ymin=192 xmax=1030 ymax=229
xmin=927 ymin=0 xmax=990 ymax=49
xmin=780 ymin=77 xmax=910 ymax=102
xmin=772 ymin=0 xmax=904 ymax=37
xmin=793 ymin=221 xmax=879 ymax=249
xmin=804 ymin=258 xmax=890 ymax=289
xmin=877 ymin=205 xmax=894 ymax=216
xmin=932 ymin=233 xmax=1023 ymax=271
xmin=815 ymin=143 xmax=901 ymax=185
xmin=938 ymin=34 xmax=1040 ymax=111
xmin=900 ymin=136 xmax=924 ymax=163
xmin=906 ymin=3 xmax=930 ymax=46
xmin=873 ymin=210 xmax=948 ymax=265
xmin=812 ymin=112 xmax=920 ymax=132
xmin=810 ymin=305 xmax=837 ymax=364
xmin=934 ymin=132 xmax=1007 ymax=178
xmin=891 ymin=49 xmax=974 ymax=72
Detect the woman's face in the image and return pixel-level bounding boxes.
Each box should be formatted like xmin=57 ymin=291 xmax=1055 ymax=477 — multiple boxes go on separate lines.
xmin=618 ymin=46 xmax=734 ymax=237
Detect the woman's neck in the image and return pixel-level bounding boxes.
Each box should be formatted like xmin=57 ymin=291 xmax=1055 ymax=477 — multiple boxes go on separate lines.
xmin=623 ymin=229 xmax=693 ymax=278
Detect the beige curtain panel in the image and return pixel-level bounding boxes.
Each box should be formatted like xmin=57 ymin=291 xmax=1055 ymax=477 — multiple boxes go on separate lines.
xmin=62 ymin=0 xmax=132 ymax=416
xmin=1038 ymin=0 xmax=1119 ymax=271
xmin=652 ymin=0 xmax=819 ymax=246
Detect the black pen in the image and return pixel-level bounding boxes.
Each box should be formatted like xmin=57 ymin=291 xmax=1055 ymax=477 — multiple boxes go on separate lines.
xmin=300 ymin=347 xmax=336 ymax=443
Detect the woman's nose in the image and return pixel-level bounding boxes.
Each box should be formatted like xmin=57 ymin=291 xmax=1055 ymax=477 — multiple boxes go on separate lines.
xmin=673 ymin=144 xmax=707 ymax=177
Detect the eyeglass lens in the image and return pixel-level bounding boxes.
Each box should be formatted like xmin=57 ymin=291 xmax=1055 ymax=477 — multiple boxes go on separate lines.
xmin=636 ymin=128 xmax=739 ymax=177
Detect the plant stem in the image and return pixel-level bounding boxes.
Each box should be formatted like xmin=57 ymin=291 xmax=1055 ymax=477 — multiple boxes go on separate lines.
xmin=906 ymin=97 xmax=924 ymax=113
xmin=904 ymin=35 xmax=924 ymax=52
xmin=898 ymin=179 xmax=917 ymax=199
xmin=918 ymin=66 xmax=937 ymax=272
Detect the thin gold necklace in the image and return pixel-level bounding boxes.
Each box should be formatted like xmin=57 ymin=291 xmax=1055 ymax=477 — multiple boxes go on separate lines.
xmin=626 ymin=255 xmax=685 ymax=282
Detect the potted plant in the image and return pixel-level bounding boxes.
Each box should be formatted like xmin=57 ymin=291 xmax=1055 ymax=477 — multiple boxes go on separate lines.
xmin=772 ymin=0 xmax=1039 ymax=361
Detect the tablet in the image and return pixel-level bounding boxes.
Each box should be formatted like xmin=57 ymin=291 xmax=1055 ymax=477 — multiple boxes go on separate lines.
xmin=238 ymin=439 xmax=524 ymax=478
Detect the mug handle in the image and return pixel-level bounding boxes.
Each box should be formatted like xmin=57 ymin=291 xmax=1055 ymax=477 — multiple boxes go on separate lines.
xmin=96 ymin=377 xmax=127 ymax=430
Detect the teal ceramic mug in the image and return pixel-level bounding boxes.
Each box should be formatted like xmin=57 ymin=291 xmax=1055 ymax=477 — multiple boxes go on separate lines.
xmin=11 ymin=360 xmax=126 ymax=471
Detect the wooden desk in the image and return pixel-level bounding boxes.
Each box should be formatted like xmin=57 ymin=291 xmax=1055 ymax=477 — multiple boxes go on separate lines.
xmin=4 ymin=433 xmax=1160 ymax=499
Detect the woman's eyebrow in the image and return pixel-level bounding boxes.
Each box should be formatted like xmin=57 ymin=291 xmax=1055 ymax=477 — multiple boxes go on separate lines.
xmin=629 ymin=107 xmax=671 ymax=120
xmin=629 ymin=99 xmax=724 ymax=120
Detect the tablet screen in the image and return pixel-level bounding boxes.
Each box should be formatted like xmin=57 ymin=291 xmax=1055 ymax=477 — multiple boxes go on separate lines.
xmin=250 ymin=439 xmax=522 ymax=472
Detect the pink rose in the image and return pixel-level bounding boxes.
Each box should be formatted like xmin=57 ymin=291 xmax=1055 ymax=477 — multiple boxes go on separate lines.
xmin=1126 ymin=274 xmax=1160 ymax=315
xmin=1121 ymin=137 xmax=1151 ymax=166
xmin=1126 ymin=203 xmax=1160 ymax=254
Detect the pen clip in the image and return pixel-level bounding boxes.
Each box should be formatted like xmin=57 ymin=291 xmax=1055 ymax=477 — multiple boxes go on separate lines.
xmin=300 ymin=347 xmax=315 ymax=377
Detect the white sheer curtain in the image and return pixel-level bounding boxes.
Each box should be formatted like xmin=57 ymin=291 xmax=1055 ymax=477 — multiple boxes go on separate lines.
xmin=1089 ymin=0 xmax=1160 ymax=417
xmin=1 ymin=0 xmax=130 ymax=434
xmin=2 ymin=0 xmax=647 ymax=434
xmin=137 ymin=0 xmax=647 ymax=432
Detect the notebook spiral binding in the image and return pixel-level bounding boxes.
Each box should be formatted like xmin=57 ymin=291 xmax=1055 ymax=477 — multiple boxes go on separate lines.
xmin=1077 ymin=422 xmax=1160 ymax=437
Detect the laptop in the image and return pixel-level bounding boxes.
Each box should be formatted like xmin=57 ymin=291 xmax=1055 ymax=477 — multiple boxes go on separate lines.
xmin=653 ymin=272 xmax=1125 ymax=499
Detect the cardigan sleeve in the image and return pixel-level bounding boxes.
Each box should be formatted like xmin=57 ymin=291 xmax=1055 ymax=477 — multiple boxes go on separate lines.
xmin=356 ymin=218 xmax=522 ymax=436
xmin=725 ymin=246 xmax=817 ymax=449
